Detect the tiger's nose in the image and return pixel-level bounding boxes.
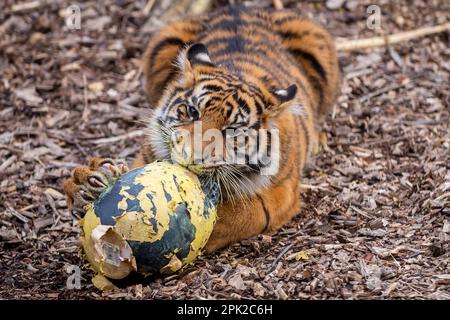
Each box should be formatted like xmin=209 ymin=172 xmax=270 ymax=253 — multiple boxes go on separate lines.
xmin=187 ymin=104 xmax=199 ymax=121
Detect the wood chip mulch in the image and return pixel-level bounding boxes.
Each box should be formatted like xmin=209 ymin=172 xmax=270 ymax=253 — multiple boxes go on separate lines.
xmin=0 ymin=0 xmax=449 ymax=299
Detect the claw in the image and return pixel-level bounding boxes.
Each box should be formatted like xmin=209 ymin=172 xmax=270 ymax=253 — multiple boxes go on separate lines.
xmin=88 ymin=176 xmax=106 ymax=188
xmin=101 ymin=162 xmax=112 ymax=170
xmin=110 ymin=165 xmax=120 ymax=176
xmin=73 ymin=191 xmax=92 ymax=209
xmin=71 ymin=206 xmax=85 ymax=215
xmin=118 ymin=163 xmax=130 ymax=174
xmin=66 ymin=158 xmax=130 ymax=213
xmin=79 ymin=189 xmax=95 ymax=202
xmin=100 ymin=159 xmax=128 ymax=178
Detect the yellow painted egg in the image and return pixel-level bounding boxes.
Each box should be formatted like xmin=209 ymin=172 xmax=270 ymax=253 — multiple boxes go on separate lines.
xmin=80 ymin=161 xmax=218 ymax=279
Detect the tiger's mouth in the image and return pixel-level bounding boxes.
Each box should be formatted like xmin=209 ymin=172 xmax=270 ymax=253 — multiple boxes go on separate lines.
xmin=182 ymin=161 xmax=270 ymax=204
xmin=186 ymin=163 xmax=220 ymax=175
xmin=149 ymin=118 xmax=275 ymax=202
xmin=167 ymin=138 xmax=273 ymax=202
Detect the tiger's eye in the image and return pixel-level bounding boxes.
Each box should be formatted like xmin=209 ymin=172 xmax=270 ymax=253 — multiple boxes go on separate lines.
xmin=188 ymin=104 xmax=199 ymax=121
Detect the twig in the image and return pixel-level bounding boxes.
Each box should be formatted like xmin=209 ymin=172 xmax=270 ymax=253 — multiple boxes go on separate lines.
xmin=0 ymin=155 xmax=17 ymax=174
xmin=82 ymin=73 xmax=89 ymax=122
xmin=189 ymin=0 xmax=212 ymax=15
xmin=351 ymin=206 xmax=375 ymax=220
xmin=336 ymin=22 xmax=450 ymax=51
xmin=11 ymin=0 xmax=42 ymax=13
xmin=143 ymin=0 xmax=156 ymax=15
xmin=344 ymin=68 xmax=374 ymax=80
xmin=203 ymin=288 xmax=231 ymax=299
xmin=399 ymin=280 xmax=424 ymax=296
xmin=388 ymin=46 xmax=406 ymax=70
xmin=359 ymin=82 xmax=409 ymax=102
xmin=269 ymin=242 xmax=295 ymax=272
xmin=300 ymin=183 xmax=329 ymax=191
xmin=273 ymin=0 xmax=284 ymax=10
xmin=6 ymin=205 xmax=30 ymax=224
xmin=90 ymin=129 xmax=145 ymax=145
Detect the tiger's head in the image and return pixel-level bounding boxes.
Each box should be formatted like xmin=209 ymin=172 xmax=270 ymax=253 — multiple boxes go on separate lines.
xmin=147 ymin=43 xmax=299 ymax=201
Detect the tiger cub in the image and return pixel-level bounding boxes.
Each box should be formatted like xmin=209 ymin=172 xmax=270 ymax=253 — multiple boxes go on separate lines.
xmin=63 ymin=6 xmax=339 ymax=252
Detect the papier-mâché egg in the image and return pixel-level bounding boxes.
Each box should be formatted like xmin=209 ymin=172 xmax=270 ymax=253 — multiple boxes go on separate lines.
xmin=80 ymin=161 xmax=218 ymax=279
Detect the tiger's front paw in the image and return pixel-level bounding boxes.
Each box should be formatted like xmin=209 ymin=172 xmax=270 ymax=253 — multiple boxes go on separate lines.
xmin=63 ymin=157 xmax=129 ymax=213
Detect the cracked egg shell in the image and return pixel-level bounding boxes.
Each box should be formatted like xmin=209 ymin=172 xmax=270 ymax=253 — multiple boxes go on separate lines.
xmin=80 ymin=161 xmax=218 ymax=279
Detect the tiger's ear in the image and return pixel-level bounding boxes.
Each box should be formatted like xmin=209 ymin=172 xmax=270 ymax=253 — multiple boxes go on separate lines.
xmin=187 ymin=43 xmax=214 ymax=66
xmin=177 ymin=43 xmax=214 ymax=87
xmin=273 ymin=84 xmax=297 ymax=103
xmin=264 ymin=84 xmax=299 ymax=118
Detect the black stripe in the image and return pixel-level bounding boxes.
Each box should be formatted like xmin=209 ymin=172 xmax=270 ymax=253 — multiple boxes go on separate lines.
xmin=204 ymin=17 xmax=278 ymax=39
xmin=214 ymin=51 xmax=290 ymax=80
xmin=273 ymin=15 xmax=300 ymax=25
xmin=233 ymin=93 xmax=250 ymax=114
xmin=227 ymin=5 xmax=245 ymax=17
xmin=170 ymin=96 xmax=184 ymax=106
xmin=256 ymin=194 xmax=271 ymax=233
xmin=249 ymin=121 xmax=261 ymax=130
xmin=226 ymin=36 xmax=247 ymax=53
xmin=204 ymin=24 xmax=280 ymax=51
xmin=225 ymin=102 xmax=233 ymax=118
xmin=279 ymin=30 xmax=306 ymax=39
xmin=206 ymin=4 xmax=250 ymax=20
xmin=292 ymin=49 xmax=327 ymax=82
xmin=166 ymin=86 xmax=185 ymax=104
xmin=280 ymin=29 xmax=326 ymax=40
xmin=215 ymin=55 xmax=289 ymax=87
xmin=212 ymin=42 xmax=314 ymax=106
xmin=185 ymin=89 xmax=193 ymax=97
xmin=142 ymin=146 xmax=153 ymax=164
xmin=254 ymin=97 xmax=264 ymax=115
xmin=154 ymin=68 xmax=178 ymax=95
xmin=202 ymin=84 xmax=229 ymax=93
xmin=151 ymin=62 xmax=173 ymax=78
xmin=199 ymin=73 xmax=236 ymax=84
xmin=148 ymin=37 xmax=185 ymax=70
xmin=220 ymin=53 xmax=314 ymax=110
xmin=297 ymin=116 xmax=310 ymax=166
xmin=210 ymin=18 xmax=239 ymax=32
xmin=307 ymin=75 xmax=325 ymax=110
xmin=204 ymin=97 xmax=222 ymax=109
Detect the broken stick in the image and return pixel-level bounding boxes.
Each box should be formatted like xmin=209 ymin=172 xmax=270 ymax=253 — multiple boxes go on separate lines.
xmin=336 ymin=22 xmax=450 ymax=51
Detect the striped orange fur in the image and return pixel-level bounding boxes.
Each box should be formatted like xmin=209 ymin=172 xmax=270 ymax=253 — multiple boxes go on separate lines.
xmin=139 ymin=6 xmax=340 ymax=252
xmin=63 ymin=6 xmax=339 ymax=253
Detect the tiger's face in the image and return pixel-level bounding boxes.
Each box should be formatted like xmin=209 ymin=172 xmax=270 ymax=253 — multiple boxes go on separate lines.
xmin=147 ymin=43 xmax=298 ymax=200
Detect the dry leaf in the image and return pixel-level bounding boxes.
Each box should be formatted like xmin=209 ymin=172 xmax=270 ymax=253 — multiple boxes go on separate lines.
xmin=15 ymin=87 xmax=43 ymax=106
xmin=88 ymin=82 xmax=105 ymax=94
xmin=227 ymin=273 xmax=246 ymax=291
xmin=91 ymin=274 xmax=118 ymax=291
